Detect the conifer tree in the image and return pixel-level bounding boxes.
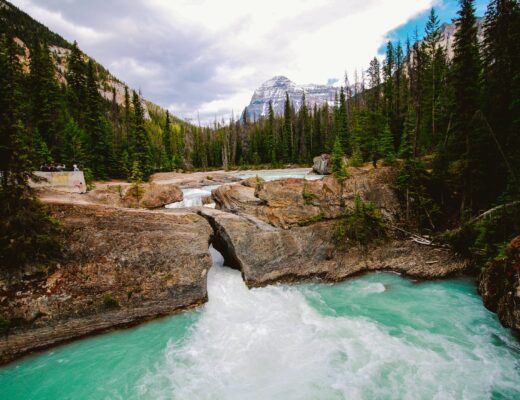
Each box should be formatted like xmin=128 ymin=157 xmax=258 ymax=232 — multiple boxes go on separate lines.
xmin=131 ymin=90 xmax=152 ymax=179
xmin=282 ymin=92 xmax=292 ymax=162
xmin=163 ymin=110 xmax=173 ymax=170
xmin=449 ymin=0 xmax=483 ymax=212
xmin=66 ymin=41 xmax=86 ymax=124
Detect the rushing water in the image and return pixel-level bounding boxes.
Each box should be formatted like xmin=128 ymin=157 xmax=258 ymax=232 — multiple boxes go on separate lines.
xmin=1 ymin=247 xmax=519 ymax=400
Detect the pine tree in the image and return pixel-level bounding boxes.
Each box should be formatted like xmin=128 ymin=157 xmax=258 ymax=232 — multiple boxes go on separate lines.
xmin=331 ymin=135 xmax=345 ymax=174
xmin=449 ymin=0 xmax=483 ymax=213
xmin=66 ymin=41 xmax=87 ymax=124
xmin=163 ymin=110 xmax=173 ymax=170
xmin=131 ymin=90 xmax=152 ymax=179
xmin=298 ymin=93 xmax=310 ymax=162
xmin=337 ymin=87 xmax=349 ymax=154
xmin=380 ymin=123 xmax=395 ymax=164
xmin=62 ymin=118 xmax=88 ymax=169
xmin=282 ymin=92 xmax=292 ymax=162
xmin=85 ymin=60 xmax=113 ymax=179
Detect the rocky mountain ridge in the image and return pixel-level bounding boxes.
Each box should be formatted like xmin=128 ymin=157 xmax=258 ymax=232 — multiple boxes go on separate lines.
xmin=1 ymin=0 xmax=154 ymax=118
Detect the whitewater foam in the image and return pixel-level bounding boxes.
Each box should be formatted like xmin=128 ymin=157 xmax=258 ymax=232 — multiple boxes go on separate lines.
xmin=136 ymin=247 xmax=520 ymax=400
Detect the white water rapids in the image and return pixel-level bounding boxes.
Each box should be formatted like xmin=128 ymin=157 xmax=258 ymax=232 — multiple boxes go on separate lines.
xmin=134 ymin=247 xmax=520 ymax=400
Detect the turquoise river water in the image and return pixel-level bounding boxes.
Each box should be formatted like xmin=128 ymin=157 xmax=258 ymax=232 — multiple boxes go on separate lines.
xmin=1 ymin=247 xmax=519 ymax=399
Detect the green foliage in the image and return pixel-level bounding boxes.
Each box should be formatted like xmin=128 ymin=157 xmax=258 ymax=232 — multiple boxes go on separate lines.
xmin=331 ymin=135 xmax=344 ymax=173
xmin=102 ymin=293 xmax=119 ymax=309
xmin=298 ymin=212 xmax=327 ymax=227
xmin=395 ymin=159 xmax=440 ymax=231
xmin=334 ymin=196 xmax=387 ymax=249
xmin=129 ymin=160 xmax=144 ymax=205
xmin=443 ymin=202 xmax=520 ymax=265
xmin=379 ymin=123 xmax=395 ymax=164
xmin=0 ymin=315 xmax=10 ymax=335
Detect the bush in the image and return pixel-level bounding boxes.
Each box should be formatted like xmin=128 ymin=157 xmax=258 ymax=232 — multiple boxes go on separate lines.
xmin=103 ymin=293 xmax=119 ymax=309
xmin=334 ymin=195 xmax=387 ymax=250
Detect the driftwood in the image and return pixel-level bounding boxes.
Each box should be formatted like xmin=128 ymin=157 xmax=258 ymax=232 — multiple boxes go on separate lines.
xmin=389 ymin=225 xmax=439 ymax=247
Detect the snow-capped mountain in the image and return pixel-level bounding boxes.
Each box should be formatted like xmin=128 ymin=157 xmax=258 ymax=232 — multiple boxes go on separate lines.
xmin=246 ymin=76 xmax=337 ymax=119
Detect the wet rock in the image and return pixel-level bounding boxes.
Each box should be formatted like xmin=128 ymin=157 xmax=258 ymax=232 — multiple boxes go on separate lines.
xmin=0 ymin=204 xmax=212 ymax=364
xmin=478 ymin=236 xmax=520 ymax=331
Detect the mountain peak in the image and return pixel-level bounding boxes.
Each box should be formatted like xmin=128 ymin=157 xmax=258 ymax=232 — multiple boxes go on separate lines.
xmin=247 ymin=76 xmax=336 ymax=119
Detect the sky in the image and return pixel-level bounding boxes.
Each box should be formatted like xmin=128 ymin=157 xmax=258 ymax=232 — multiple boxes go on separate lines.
xmin=11 ymin=0 xmax=488 ymax=124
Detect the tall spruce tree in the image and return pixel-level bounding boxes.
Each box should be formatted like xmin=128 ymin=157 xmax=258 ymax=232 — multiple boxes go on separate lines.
xmin=449 ymin=0 xmax=483 ymax=213
xmin=131 ymin=90 xmax=152 ymax=179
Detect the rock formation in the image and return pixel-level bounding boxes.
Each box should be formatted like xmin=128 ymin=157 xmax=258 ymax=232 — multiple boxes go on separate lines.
xmin=205 ymin=167 xmax=467 ymax=287
xmin=0 ymin=204 xmax=212 ymax=364
xmin=479 ymin=236 xmax=520 ymax=331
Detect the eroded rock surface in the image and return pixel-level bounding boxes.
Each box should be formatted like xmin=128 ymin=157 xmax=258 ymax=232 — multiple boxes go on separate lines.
xmin=0 ymin=204 xmax=212 ymax=364
xmin=479 ymin=236 xmax=520 ymax=331
xmin=198 ymin=208 xmax=467 ymax=288
xmin=212 ymin=167 xmax=400 ymax=229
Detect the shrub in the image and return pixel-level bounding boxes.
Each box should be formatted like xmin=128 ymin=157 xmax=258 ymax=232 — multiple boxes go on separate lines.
xmin=103 ymin=293 xmax=119 ymax=309
xmin=334 ymin=195 xmax=387 ymax=250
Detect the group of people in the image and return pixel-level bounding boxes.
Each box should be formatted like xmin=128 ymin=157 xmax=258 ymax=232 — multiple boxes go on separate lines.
xmin=39 ymin=163 xmax=80 ymax=172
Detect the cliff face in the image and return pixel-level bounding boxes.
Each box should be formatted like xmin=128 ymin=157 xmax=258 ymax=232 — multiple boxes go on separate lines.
xmin=479 ymin=236 xmax=520 ymax=331
xmin=0 ymin=204 xmax=212 ymax=364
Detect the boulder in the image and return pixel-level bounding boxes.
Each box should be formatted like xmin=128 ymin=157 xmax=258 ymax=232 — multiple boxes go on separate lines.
xmin=312 ymin=154 xmax=332 ymax=175
xmin=0 ymin=204 xmax=212 ymax=364
xmin=478 ymin=236 xmax=520 ymax=331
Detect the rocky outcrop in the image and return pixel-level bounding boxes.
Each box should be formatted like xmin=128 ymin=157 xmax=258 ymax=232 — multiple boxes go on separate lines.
xmin=478 ymin=236 xmax=520 ymax=331
xmin=312 ymin=154 xmax=331 ymax=175
xmin=46 ymin=182 xmax=184 ymax=209
xmin=198 ymin=208 xmax=467 ymax=288
xmin=0 ymin=204 xmax=212 ymax=364
xmin=213 ymin=167 xmax=400 ymax=229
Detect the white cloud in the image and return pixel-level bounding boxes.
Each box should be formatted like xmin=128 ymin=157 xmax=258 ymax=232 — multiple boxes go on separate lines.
xmin=11 ymin=0 xmax=436 ymax=124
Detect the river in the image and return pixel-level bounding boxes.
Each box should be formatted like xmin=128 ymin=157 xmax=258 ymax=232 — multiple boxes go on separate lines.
xmin=0 ymin=245 xmax=519 ymax=399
